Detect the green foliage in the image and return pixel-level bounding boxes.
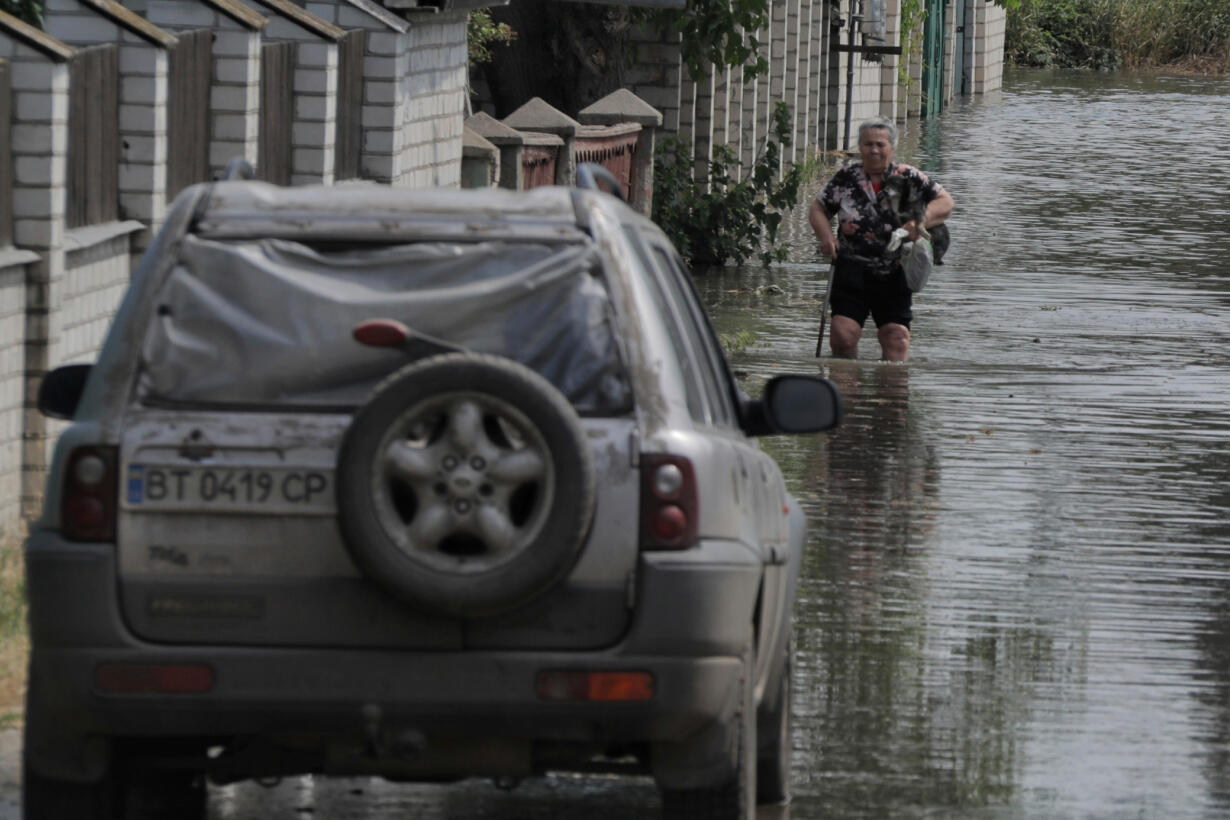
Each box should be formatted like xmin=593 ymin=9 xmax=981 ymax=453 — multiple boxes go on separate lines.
xmin=1006 ymin=0 xmax=1230 ymax=70
xmin=898 ymin=0 xmax=924 ymax=90
xmin=0 ymin=0 xmax=43 ymax=27
xmin=636 ymin=0 xmax=771 ymax=82
xmin=467 ymin=9 xmax=516 ymax=67
xmin=652 ymin=102 xmax=802 ymax=268
xmin=1005 ymin=0 xmax=1117 ymax=69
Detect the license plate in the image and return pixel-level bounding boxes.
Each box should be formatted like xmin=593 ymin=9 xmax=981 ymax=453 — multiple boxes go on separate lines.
xmin=123 ymin=464 xmax=335 ymax=514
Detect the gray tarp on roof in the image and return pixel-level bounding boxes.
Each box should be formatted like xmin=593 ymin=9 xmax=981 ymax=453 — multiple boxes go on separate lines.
xmin=138 ymin=236 xmax=633 ymax=413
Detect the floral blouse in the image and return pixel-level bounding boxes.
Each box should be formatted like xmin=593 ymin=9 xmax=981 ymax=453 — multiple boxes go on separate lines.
xmin=817 ymin=161 xmax=945 ymax=272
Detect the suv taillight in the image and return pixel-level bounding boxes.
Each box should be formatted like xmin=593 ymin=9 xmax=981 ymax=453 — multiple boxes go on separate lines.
xmin=61 ymin=446 xmax=118 ymax=541
xmin=640 ymin=454 xmax=698 ymax=550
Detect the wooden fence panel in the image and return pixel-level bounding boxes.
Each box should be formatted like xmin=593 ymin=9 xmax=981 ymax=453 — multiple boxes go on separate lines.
xmin=167 ymin=29 xmax=213 ymax=199
xmin=334 ymin=29 xmax=364 ymax=181
xmin=0 ymin=59 xmax=11 ymax=247
xmin=67 ymin=44 xmax=119 ymax=229
xmin=258 ymin=41 xmax=296 ymax=186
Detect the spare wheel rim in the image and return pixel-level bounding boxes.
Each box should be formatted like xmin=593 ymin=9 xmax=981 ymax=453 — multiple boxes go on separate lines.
xmin=369 ymin=390 xmax=555 ymax=574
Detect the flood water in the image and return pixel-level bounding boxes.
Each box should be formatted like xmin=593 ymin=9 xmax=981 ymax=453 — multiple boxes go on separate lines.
xmin=697 ymin=67 xmax=1230 ymax=818
xmin=6 ymin=67 xmax=1226 ymax=820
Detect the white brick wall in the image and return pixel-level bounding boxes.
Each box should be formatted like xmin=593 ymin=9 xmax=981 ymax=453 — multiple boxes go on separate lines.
xmin=0 ymin=35 xmax=70 ymax=519
xmin=365 ymin=31 xmax=409 ymax=184
xmin=303 ymin=2 xmax=465 ymax=187
xmin=6 ymin=52 xmax=67 ymax=254
xmin=120 ymin=42 xmax=169 ymax=232
xmin=0 ymin=258 xmax=32 ymax=540
xmin=56 ymin=232 xmax=134 ymax=368
xmin=973 ymin=1 xmax=1005 ymax=94
xmin=400 ymin=16 xmax=465 ymax=188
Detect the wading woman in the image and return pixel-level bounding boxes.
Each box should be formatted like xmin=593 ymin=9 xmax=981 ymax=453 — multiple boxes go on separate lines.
xmin=809 ymin=117 xmax=955 ymax=362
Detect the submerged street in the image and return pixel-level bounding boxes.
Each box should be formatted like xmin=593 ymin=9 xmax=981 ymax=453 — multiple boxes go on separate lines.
xmin=4 ymin=67 xmax=1230 ymax=818
xmin=710 ymin=66 xmax=1230 ymax=818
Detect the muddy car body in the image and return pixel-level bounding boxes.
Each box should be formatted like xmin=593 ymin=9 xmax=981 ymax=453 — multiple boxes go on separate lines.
xmin=23 ymin=176 xmax=841 ymax=819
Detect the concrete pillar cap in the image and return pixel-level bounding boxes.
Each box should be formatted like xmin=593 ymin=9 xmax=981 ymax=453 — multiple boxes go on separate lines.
xmin=577 ymin=88 xmax=663 ymax=128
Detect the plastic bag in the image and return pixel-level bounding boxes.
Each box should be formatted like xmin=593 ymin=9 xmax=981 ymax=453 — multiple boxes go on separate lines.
xmin=902 ymin=237 xmax=933 ymax=292
xmin=887 ymin=227 xmax=934 ymax=292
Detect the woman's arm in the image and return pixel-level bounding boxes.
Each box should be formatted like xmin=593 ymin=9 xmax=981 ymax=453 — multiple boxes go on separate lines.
xmin=903 ymin=188 xmax=955 ymax=240
xmin=923 ymin=188 xmax=955 ymax=228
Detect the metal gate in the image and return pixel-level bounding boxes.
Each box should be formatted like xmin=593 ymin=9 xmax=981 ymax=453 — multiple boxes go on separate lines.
xmin=921 ymin=0 xmax=946 ymax=118
xmin=953 ymin=0 xmax=973 ymax=96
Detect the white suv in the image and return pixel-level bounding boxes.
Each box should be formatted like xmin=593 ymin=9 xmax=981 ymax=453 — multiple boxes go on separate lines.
xmin=23 ymin=171 xmax=841 ymax=820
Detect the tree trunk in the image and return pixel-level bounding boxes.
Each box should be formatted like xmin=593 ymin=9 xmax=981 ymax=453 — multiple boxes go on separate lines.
xmin=481 ymin=1 xmax=634 ymax=118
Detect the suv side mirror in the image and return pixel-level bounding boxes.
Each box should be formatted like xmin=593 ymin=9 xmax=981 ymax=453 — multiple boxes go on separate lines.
xmin=741 ymin=374 xmax=842 ymax=436
xmin=38 ymin=363 xmax=92 ymax=420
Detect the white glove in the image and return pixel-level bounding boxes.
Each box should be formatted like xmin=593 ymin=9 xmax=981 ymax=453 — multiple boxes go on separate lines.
xmin=886 ymin=227 xmax=910 ymax=253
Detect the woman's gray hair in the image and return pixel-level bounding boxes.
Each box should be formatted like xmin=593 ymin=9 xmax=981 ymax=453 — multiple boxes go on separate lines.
xmin=857 ymin=117 xmax=897 ymax=147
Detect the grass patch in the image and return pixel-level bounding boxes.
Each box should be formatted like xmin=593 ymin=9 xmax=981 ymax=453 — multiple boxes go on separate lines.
xmin=719 ymin=329 xmax=759 ymax=357
xmin=0 ymin=539 xmax=28 ymax=727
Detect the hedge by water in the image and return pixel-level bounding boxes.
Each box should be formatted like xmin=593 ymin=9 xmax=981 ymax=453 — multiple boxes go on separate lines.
xmin=1007 ymin=0 xmax=1230 ymax=71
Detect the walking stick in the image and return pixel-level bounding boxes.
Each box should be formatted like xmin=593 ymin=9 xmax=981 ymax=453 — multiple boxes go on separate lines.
xmin=814 ymin=258 xmax=836 ymax=358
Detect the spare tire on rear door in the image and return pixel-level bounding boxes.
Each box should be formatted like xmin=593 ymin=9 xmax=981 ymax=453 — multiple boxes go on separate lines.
xmin=336 ymin=353 xmax=596 ymax=618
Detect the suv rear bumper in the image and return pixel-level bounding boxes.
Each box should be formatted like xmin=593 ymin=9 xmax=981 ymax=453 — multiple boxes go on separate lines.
xmin=24 ymin=532 xmax=767 ymax=783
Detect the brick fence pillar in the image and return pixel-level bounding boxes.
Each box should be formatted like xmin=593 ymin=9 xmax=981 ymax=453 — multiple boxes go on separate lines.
xmin=247 ymin=0 xmax=343 ymax=186
xmin=305 ymin=0 xmax=410 ymax=184
xmin=0 ymin=16 xmax=72 ymax=520
xmin=464 ymin=111 xmax=524 ymax=190
xmin=146 ymin=0 xmax=266 ymax=183
xmin=502 ymin=97 xmax=580 ymax=187
xmin=577 ymin=89 xmax=663 ymax=215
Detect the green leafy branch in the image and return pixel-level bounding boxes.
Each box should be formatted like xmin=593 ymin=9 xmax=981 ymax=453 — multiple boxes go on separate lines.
xmin=0 ymin=0 xmax=43 ymax=26
xmin=635 ymin=0 xmax=771 ymax=82
xmin=467 ymin=9 xmax=516 ymax=68
xmin=652 ymin=102 xmax=802 ymax=268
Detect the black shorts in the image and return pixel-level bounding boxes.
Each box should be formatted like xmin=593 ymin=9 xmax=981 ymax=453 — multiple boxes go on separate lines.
xmin=829 ymin=257 xmax=913 ymax=329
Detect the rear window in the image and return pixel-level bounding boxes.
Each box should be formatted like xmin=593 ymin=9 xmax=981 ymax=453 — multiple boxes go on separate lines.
xmin=136 ymin=236 xmax=633 ymax=414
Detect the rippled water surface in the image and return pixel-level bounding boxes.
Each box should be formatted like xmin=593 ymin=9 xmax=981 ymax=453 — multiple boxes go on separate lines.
xmin=696 ymin=67 xmax=1230 ymax=818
